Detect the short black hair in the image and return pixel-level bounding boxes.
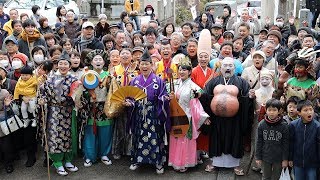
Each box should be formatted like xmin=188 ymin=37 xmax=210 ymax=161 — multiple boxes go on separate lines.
xmin=220 ymin=42 xmax=234 ymax=51
xmin=239 ymin=22 xmax=250 ymax=30
xmin=31 ymin=45 xmax=47 ymax=57
xmin=232 ymin=36 xmax=243 ymax=43
xmin=11 ymin=19 xmax=22 ymax=29
xmin=31 ymin=5 xmax=40 ymax=14
xmin=286 ymin=96 xmax=301 ymax=107
xmin=297 ymin=100 xmax=314 ymax=112
xmin=181 ymin=22 xmax=193 ymax=30
xmin=302 ymin=34 xmax=315 ymax=41
xmin=22 ymin=19 xmax=36 ymax=28
xmin=294 ymin=58 xmax=309 ymax=68
xmin=178 ymin=64 xmax=192 ymax=71
xmin=266 ymin=98 xmax=283 ymax=111
xmin=40 ymin=60 xmax=53 ymax=72
xmin=163 ymin=23 xmax=175 ymax=37
xmin=145 ymin=27 xmax=158 ymax=37
xmin=48 ymin=45 xmax=63 ymax=57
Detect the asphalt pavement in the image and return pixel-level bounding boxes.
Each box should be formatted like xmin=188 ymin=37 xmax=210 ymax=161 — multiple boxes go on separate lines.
xmin=0 ymin=150 xmax=262 ymax=180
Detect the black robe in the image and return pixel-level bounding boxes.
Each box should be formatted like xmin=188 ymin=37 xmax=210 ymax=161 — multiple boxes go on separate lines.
xmin=199 ymin=75 xmax=254 ymax=159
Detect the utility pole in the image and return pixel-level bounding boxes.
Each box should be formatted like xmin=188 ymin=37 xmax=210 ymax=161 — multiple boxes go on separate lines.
xmin=101 ymin=0 xmax=105 ymax=14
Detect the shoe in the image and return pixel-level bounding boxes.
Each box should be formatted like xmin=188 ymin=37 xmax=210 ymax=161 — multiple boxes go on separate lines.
xmin=201 ymin=152 xmax=209 ymax=159
xmin=23 ymin=119 xmax=30 ymax=128
xmin=65 ymin=162 xmax=78 ymax=172
xmin=56 ymin=166 xmax=68 ymax=176
xmin=25 ymin=157 xmax=36 ymax=167
xmin=156 ymin=164 xmax=164 ymax=174
xmin=113 ymin=154 xmax=121 ymax=160
xmin=197 ymin=158 xmax=203 ymax=164
xmin=83 ymin=159 xmax=92 ymax=167
xmin=31 ymin=119 xmax=37 ymax=127
xmin=101 ymin=156 xmax=112 ymax=165
xmin=179 ymin=168 xmax=187 ymax=173
xmin=5 ymin=165 xmax=14 ymax=173
xmin=129 ymin=163 xmax=139 ymax=171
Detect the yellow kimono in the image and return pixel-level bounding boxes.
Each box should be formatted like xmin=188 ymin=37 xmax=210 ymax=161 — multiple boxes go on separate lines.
xmin=114 ymin=63 xmax=138 ymax=86
xmin=155 ymin=60 xmax=178 ymax=80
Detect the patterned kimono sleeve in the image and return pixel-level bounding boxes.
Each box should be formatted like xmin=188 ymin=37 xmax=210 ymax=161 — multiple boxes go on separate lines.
xmin=157 ymin=78 xmax=170 ymax=132
xmin=38 ymin=81 xmax=49 ymax=104
xmin=307 ymin=83 xmax=320 ymax=101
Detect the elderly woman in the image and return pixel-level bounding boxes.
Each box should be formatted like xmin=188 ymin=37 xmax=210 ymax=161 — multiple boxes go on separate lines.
xmin=126 ymin=50 xmax=169 ymax=174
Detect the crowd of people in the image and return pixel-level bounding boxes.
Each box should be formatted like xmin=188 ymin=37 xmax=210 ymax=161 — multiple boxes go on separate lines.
xmin=0 ymin=0 xmax=319 ymax=179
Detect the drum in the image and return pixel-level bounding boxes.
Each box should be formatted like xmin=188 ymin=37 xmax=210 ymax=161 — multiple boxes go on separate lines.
xmin=81 ymin=70 xmax=100 ymax=90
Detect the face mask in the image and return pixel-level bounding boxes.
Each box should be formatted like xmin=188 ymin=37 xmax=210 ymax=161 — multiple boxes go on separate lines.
xmin=0 ymin=60 xmax=9 ymax=67
xmin=147 ymin=10 xmax=152 ymax=15
xmin=33 ymin=54 xmax=44 ymax=64
xmin=274 ymin=21 xmax=284 ymax=28
xmin=11 ymin=61 xmax=22 ymax=70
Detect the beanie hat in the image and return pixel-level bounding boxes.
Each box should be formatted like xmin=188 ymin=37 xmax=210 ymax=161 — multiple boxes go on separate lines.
xmin=12 ymin=53 xmax=28 ymax=65
xmin=198 ymin=29 xmax=211 ymax=57
xmin=252 ymin=50 xmax=266 ymax=61
xmin=267 ymin=30 xmax=282 ymax=42
xmin=55 ymin=22 xmax=64 ymax=32
xmin=20 ymin=65 xmax=33 ymax=75
xmin=98 ymin=14 xmax=107 ymax=21
xmin=260 ymin=69 xmax=273 ymax=79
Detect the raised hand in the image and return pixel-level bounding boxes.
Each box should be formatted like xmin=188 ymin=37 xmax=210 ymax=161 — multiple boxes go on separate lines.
xmin=4 ymin=95 xmax=13 ymax=106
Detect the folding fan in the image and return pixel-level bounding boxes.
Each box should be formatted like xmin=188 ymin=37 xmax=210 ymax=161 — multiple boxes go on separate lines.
xmin=110 ymin=86 xmax=147 ymax=103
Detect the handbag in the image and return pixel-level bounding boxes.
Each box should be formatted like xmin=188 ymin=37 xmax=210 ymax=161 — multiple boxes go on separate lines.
xmin=104 ymin=78 xmax=124 ymax=118
xmin=0 ymin=104 xmax=24 ymax=136
xmin=279 ymin=167 xmax=290 ymax=180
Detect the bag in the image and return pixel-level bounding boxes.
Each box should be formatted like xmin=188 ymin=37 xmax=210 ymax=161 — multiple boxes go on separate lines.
xmin=104 ymin=78 xmax=124 ymax=118
xmin=0 ymin=105 xmax=23 ymax=136
xmin=279 ymin=168 xmax=290 ymax=180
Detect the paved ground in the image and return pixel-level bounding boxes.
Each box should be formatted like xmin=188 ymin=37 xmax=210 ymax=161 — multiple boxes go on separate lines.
xmin=0 ymin=150 xmax=262 ymax=180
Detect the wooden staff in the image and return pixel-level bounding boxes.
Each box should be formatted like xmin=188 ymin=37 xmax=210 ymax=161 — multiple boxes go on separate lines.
xmin=41 ymin=105 xmax=51 ymax=180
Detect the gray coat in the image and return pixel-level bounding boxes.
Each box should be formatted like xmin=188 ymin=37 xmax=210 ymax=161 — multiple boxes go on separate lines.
xmin=18 ymin=37 xmax=47 ymax=60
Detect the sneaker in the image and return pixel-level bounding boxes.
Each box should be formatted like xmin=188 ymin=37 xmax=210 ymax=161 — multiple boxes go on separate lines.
xmin=23 ymin=119 xmax=31 ymax=128
xmin=65 ymin=162 xmax=78 ymax=172
xmin=56 ymin=166 xmax=68 ymax=176
xmin=83 ymin=159 xmax=92 ymax=167
xmin=156 ymin=164 xmax=164 ymax=174
xmin=129 ymin=163 xmax=139 ymax=171
xmin=113 ymin=154 xmax=121 ymax=160
xmin=101 ymin=156 xmax=112 ymax=165
xmin=31 ymin=119 xmax=37 ymax=127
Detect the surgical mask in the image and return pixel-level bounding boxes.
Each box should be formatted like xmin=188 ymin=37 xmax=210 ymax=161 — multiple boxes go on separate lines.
xmin=0 ymin=60 xmax=9 ymax=67
xmin=147 ymin=10 xmax=152 ymax=15
xmin=274 ymin=21 xmax=284 ymax=28
xmin=33 ymin=54 xmax=44 ymax=64
xmin=11 ymin=61 xmax=22 ymax=70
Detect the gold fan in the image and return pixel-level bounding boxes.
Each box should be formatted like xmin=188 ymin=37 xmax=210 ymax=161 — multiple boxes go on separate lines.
xmin=110 ymin=86 xmax=147 ymax=103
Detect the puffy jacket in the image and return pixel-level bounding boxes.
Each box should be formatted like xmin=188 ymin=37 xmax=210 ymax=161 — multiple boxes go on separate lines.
xmin=289 ymin=118 xmax=320 ymax=168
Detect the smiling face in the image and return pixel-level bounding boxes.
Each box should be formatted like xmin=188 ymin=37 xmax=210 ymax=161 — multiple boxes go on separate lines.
xmin=220 ymin=45 xmax=233 ymax=57
xmin=146 ymin=33 xmax=156 ymax=44
xmin=110 ymin=50 xmax=120 ymax=66
xmin=160 ymin=44 xmax=172 ymax=60
xmin=262 ymin=42 xmax=275 ymax=57
xmin=58 ymin=60 xmax=71 ymax=75
xmin=178 ymin=66 xmax=191 ymax=80
xmin=260 ymin=76 xmax=272 ymax=87
xmin=70 ymin=54 xmax=81 ymax=68
xmin=139 ymin=61 xmax=152 ymax=77
xmin=182 ymin=25 xmax=192 ymax=38
xmin=302 ymin=37 xmax=315 ymax=48
xmin=198 ymin=52 xmax=209 ymax=68
xmin=82 ymin=27 xmax=94 ymax=39
xmin=120 ymin=49 xmax=132 ymax=65
xmin=170 ymin=34 xmax=182 ymax=50
xmin=166 ymin=24 xmax=173 ymax=35
xmin=239 ymin=25 xmax=249 ymax=38
xmin=115 ymin=32 xmax=125 ymax=46
xmin=298 ymin=105 xmax=314 ymax=122
xmin=63 ymin=41 xmax=72 ymax=52
xmin=91 ymin=55 xmax=105 ymax=70
xmin=201 ymin=13 xmax=208 ymax=23
xmin=233 ymin=39 xmax=243 ymax=52
xmin=187 ymin=41 xmax=197 ymax=57
xmin=25 ymin=25 xmax=35 ymax=35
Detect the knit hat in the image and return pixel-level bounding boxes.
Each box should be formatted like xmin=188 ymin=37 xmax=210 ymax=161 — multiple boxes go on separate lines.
xmin=140 ymin=49 xmax=152 ymax=63
xmin=267 ymin=30 xmax=282 ymax=42
xmin=133 ymin=46 xmax=144 ymax=53
xmin=252 ymin=50 xmax=266 ymax=61
xmin=12 ymin=53 xmax=28 ymax=65
xmin=260 ymin=69 xmax=273 ymax=79
xmin=198 ymin=29 xmax=212 ymax=57
xmin=98 ymin=14 xmax=107 ymax=21
xmin=85 ymin=49 xmax=109 ymax=67
xmin=55 ymin=22 xmax=64 ymax=32
xmin=20 ymin=65 xmax=33 ymax=75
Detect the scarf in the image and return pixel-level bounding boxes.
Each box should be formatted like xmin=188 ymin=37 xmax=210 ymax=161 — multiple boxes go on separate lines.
xmin=20 ymin=29 xmax=41 ymax=43
xmin=264 ymin=114 xmax=282 ymax=124
xmin=264 ymin=56 xmax=273 ymax=66
xmin=78 ymin=35 xmax=94 ymax=52
xmin=12 ymin=30 xmax=20 ymax=37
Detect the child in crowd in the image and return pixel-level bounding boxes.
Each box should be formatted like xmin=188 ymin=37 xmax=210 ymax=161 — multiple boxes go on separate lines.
xmin=255 ymin=98 xmax=289 ymax=180
xmin=283 ymin=96 xmax=300 ymax=124
xmin=13 ymin=66 xmax=38 ymax=127
xmin=289 ymin=100 xmax=320 ymax=180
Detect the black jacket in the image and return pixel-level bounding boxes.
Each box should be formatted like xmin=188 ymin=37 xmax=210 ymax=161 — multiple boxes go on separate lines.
xmin=242 ymin=36 xmax=255 ymax=56
xmin=289 ymin=118 xmax=320 ymax=168
xmin=255 ymin=119 xmax=289 ymax=163
xmin=73 ymin=36 xmax=104 ymax=52
xmin=274 ymin=45 xmax=289 ymax=66
xmin=95 ymin=22 xmax=110 ymax=41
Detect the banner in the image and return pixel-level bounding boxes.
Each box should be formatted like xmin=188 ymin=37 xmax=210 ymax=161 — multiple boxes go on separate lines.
xmin=190 ymin=5 xmax=197 ymax=20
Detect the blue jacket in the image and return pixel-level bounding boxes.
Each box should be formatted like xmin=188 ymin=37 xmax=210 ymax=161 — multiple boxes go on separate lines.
xmin=0 ymin=13 xmax=9 ymax=28
xmin=289 ymin=118 xmax=320 ymax=168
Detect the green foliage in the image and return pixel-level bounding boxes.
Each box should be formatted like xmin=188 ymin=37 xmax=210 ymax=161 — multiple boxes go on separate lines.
xmin=175 ymin=6 xmax=193 ymax=25
xmin=199 ymin=0 xmax=210 ymax=14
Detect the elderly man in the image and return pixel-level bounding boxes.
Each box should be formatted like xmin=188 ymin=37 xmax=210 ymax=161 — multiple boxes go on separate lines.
xmin=74 ymin=21 xmax=104 ymax=52
xmin=199 ymin=57 xmax=253 ymax=176
xmin=114 ymin=31 xmax=126 ymax=51
xmin=226 ymin=8 xmax=260 ymax=36
xmin=64 ymin=11 xmax=79 ymax=41
xmin=187 ymin=38 xmax=198 ymax=68
xmin=170 ymin=32 xmax=187 ymax=57
xmin=267 ymin=30 xmax=289 ymax=67
xmin=3 ymin=9 xmax=18 ymax=36
xmin=242 ymin=40 xmax=278 ymax=72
